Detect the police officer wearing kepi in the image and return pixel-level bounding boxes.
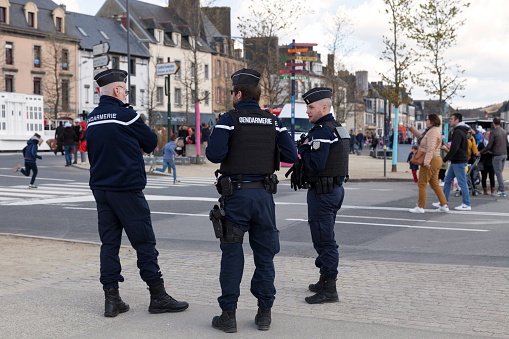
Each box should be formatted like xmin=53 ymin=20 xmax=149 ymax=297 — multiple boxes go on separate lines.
xmin=87 ymin=69 xmax=188 ymax=318
xmin=297 ymin=87 xmax=349 ymax=304
xmin=206 ymin=68 xmax=297 ymax=333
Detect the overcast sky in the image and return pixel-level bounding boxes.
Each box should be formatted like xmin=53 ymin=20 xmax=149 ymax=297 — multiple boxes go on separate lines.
xmin=64 ymin=0 xmax=509 ymax=110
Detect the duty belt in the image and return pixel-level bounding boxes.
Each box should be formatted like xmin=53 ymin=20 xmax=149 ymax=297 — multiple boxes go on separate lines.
xmin=233 ymin=181 xmax=265 ymax=190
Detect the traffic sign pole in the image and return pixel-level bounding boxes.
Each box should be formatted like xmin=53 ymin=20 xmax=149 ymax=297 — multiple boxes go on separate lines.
xmin=291 ymin=39 xmax=296 ymax=141
xmin=166 ymin=57 xmax=172 ymax=142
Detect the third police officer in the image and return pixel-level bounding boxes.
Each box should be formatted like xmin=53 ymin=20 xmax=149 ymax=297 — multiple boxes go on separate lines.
xmin=292 ymin=87 xmax=349 ymax=304
xmin=206 ymin=68 xmax=297 ymax=333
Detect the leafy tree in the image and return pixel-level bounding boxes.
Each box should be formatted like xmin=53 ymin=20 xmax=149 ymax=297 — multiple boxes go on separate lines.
xmin=380 ymin=0 xmax=418 ymax=171
xmin=409 ymin=0 xmax=470 ymax=115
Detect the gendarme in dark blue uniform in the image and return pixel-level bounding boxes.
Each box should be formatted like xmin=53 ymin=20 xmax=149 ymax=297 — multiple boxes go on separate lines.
xmin=87 ymin=69 xmax=188 ymax=318
xmin=207 ymin=68 xmax=297 ymax=333
xmin=298 ymin=87 xmax=349 ymax=305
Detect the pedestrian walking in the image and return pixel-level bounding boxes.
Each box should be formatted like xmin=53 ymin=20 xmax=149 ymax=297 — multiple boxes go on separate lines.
xmin=441 ymin=113 xmax=472 ymax=210
xmin=291 ymin=87 xmax=349 ymax=304
xmin=349 ymin=129 xmax=355 ymax=154
xmin=60 ymin=122 xmax=77 ymax=166
xmin=13 ymin=133 xmax=43 ymax=189
xmin=356 ymin=129 xmax=364 ymax=151
xmin=478 ymin=131 xmax=495 ymax=195
xmin=54 ymin=121 xmax=64 ymax=155
xmin=476 ymin=117 xmax=507 ymax=197
xmin=87 ymin=69 xmax=188 ymax=318
xmin=73 ymin=118 xmax=83 ymax=164
xmin=206 ymin=68 xmax=297 ymax=333
xmin=153 ymin=134 xmax=179 ymax=184
xmin=406 ymin=115 xmax=448 ymax=213
xmin=407 ymin=145 xmax=419 ymax=184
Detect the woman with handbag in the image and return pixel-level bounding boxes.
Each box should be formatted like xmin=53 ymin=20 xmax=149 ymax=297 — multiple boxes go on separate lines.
xmin=406 ymin=114 xmax=448 ymax=213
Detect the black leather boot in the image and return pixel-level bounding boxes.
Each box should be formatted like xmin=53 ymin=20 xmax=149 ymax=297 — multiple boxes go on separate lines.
xmin=305 ymin=278 xmax=339 ymax=304
xmin=254 ymin=307 xmax=271 ymax=331
xmin=212 ymin=310 xmax=237 ymax=333
xmin=104 ymin=288 xmax=129 ymax=317
xmin=148 ymin=278 xmax=189 ymax=313
xmin=308 ymin=274 xmax=325 ymax=293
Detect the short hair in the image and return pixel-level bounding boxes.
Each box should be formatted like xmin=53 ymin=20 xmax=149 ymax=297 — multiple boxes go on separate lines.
xmin=451 ymin=113 xmax=462 ymax=122
xmin=427 ymin=114 xmax=441 ymax=127
xmin=170 ymin=134 xmax=177 ymax=141
xmin=233 ymin=84 xmax=261 ymax=102
xmin=34 ymin=133 xmax=41 ymax=138
xmin=493 ymin=117 xmax=501 ymax=125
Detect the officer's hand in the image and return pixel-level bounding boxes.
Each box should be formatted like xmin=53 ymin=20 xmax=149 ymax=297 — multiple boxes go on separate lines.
xmin=302 ymin=138 xmax=309 ymax=145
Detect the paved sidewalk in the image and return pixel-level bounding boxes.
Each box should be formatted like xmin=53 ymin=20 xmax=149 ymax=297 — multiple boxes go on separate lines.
xmin=1 ymin=234 xmax=507 ymax=338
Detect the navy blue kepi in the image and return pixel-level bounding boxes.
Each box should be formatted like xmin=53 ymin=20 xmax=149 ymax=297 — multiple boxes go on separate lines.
xmin=94 ymin=69 xmax=128 ymax=87
xmin=231 ymin=68 xmax=261 ymax=86
xmin=302 ymin=87 xmax=332 ymax=104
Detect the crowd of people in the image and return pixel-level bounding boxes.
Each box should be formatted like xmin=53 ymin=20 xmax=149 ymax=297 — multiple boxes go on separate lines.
xmin=406 ymin=114 xmax=507 ymax=213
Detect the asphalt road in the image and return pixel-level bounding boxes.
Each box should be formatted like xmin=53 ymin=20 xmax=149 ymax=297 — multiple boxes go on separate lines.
xmin=1 ymin=152 xmax=508 ymax=268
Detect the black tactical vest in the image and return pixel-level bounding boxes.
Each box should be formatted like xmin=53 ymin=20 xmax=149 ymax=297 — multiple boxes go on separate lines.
xmin=306 ymin=121 xmax=349 ymax=181
xmin=219 ymin=109 xmax=277 ymax=175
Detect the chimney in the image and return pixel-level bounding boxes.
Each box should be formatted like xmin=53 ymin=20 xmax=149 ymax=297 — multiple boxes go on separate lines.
xmin=60 ymin=4 xmax=66 ymax=11
xmin=121 ymin=12 xmax=127 ymax=29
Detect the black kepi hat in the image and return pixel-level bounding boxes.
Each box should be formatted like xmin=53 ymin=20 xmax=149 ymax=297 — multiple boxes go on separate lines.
xmin=302 ymin=87 xmax=332 ymax=104
xmin=231 ymin=68 xmax=261 ymax=86
xmin=94 ymin=69 xmax=128 ymax=87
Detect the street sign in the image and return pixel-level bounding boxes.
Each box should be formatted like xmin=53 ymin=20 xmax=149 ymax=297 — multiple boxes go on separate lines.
xmin=295 ymin=56 xmax=318 ymax=61
xmin=288 ymin=48 xmax=309 ymax=53
xmin=294 ymin=43 xmax=317 ymax=47
xmin=280 ymin=75 xmax=308 ymax=80
xmin=285 ymin=62 xmax=306 ymax=67
xmin=156 ymin=62 xmax=179 ymax=76
xmin=93 ymin=42 xmax=110 ymax=56
xmin=279 ymin=69 xmax=309 ymax=74
xmin=93 ymin=55 xmax=110 ymax=68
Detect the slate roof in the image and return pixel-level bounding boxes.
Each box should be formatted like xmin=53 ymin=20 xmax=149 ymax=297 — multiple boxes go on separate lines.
xmin=106 ymin=0 xmax=214 ymax=52
xmin=2 ymin=0 xmax=79 ymax=38
xmin=68 ymin=12 xmax=150 ymax=58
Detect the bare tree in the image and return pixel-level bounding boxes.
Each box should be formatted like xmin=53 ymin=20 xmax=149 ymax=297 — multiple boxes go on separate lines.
xmin=238 ymin=0 xmax=309 ymax=109
xmin=409 ymin=0 xmax=470 ymax=115
xmin=324 ymin=10 xmax=355 ymax=123
xmin=44 ymin=33 xmax=75 ymax=120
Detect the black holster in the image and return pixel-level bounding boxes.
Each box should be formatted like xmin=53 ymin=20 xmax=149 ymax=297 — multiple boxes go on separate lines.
xmin=209 ymin=204 xmax=225 ymax=239
xmin=221 ymin=220 xmax=245 ymax=244
xmin=264 ymin=174 xmax=279 ymax=194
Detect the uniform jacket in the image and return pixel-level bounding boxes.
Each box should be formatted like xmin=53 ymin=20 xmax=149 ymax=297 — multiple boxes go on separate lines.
xmin=206 ymin=99 xmax=297 ymax=181
xmin=299 ymin=114 xmax=344 ymax=173
xmin=480 ymin=126 xmax=508 ymax=156
xmin=443 ymin=122 xmax=469 ymax=164
xmin=86 ymin=95 xmax=158 ymax=191
xmin=23 ymin=136 xmax=42 ymax=163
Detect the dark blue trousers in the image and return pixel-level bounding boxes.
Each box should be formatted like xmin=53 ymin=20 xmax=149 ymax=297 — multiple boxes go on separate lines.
xmin=20 ymin=161 xmax=37 ymax=185
xmin=93 ymin=189 xmax=162 ymax=289
xmin=307 ymin=186 xmax=344 ymax=279
xmin=218 ymin=188 xmax=280 ymax=311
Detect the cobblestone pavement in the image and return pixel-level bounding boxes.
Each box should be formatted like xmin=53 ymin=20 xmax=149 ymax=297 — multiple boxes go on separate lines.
xmin=1 ymin=236 xmax=508 ymax=338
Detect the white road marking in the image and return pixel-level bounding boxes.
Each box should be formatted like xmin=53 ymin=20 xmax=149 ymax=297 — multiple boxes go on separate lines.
xmin=286 ymin=218 xmax=489 ymax=232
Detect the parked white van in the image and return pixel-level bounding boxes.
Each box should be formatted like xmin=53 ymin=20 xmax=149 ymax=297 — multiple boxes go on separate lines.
xmin=278 ymin=103 xmax=335 ymax=143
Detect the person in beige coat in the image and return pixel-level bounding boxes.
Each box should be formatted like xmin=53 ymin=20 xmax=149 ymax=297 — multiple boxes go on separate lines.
xmin=406 ymin=114 xmax=448 ymax=213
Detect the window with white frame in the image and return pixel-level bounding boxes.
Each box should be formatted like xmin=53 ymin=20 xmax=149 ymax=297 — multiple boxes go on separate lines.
xmin=156 ymin=86 xmax=164 ymax=105
xmin=174 ymin=88 xmax=182 ymax=105
xmin=204 ymin=91 xmax=209 ymax=106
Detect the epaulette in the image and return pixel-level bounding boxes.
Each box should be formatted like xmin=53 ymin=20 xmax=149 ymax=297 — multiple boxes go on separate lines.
xmin=122 ymin=103 xmax=134 ymax=109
